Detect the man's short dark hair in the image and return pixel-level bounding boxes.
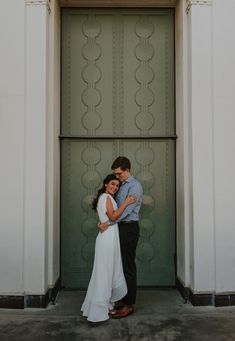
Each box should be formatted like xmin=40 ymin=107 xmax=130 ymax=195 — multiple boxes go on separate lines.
xmin=111 ymin=156 xmax=131 ymax=171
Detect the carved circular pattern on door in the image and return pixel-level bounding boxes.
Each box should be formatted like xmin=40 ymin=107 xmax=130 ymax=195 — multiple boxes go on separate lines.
xmin=137 ymin=242 xmax=155 ymax=262
xmin=136 ymin=145 xmax=154 ymax=166
xmin=82 ymin=170 xmax=101 ymax=188
xmin=82 ymin=146 xmax=101 ymax=165
xmin=82 ymin=64 xmax=102 ymax=83
xmin=82 ymin=218 xmax=98 ymax=238
xmin=139 ymin=218 xmax=155 ymax=238
xmin=82 ymin=110 xmax=102 ymax=131
xmin=136 ymin=170 xmax=155 ymax=188
xmin=135 ymin=18 xmax=154 ymax=39
xmin=82 ymin=17 xmax=101 ymax=38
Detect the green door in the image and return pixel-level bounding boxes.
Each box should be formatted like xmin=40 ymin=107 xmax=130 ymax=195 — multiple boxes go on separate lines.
xmin=61 ymin=8 xmax=175 ymax=288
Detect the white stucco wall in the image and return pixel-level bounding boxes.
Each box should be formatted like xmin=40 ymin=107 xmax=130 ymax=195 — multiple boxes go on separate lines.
xmin=0 ymin=0 xmax=60 ymax=296
xmin=212 ymin=0 xmax=235 ymax=293
xmin=188 ymin=1 xmax=215 ymax=292
xmin=0 ymin=0 xmax=25 ymax=293
xmin=176 ymin=0 xmax=235 ymax=294
xmin=176 ymin=0 xmax=216 ymax=292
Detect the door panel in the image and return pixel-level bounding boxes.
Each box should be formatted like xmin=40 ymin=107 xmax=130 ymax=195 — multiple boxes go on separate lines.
xmin=61 ymin=9 xmax=175 ymax=288
xmin=61 ymin=139 xmax=175 ymax=287
xmin=61 ymin=10 xmax=175 ymax=137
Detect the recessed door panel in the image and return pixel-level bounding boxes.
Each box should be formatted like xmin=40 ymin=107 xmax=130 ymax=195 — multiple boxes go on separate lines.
xmin=61 ymin=9 xmax=175 ymax=288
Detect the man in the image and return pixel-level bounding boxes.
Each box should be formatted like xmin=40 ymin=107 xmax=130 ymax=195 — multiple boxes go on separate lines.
xmin=99 ymin=156 xmax=143 ymax=318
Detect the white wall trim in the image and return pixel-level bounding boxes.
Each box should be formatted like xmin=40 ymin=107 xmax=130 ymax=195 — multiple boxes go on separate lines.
xmin=25 ymin=0 xmax=51 ymax=14
xmin=186 ymin=0 xmax=212 ymax=14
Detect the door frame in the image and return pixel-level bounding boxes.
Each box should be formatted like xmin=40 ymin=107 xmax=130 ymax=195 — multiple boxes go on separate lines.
xmin=59 ymin=3 xmax=177 ymax=288
xmin=39 ymin=0 xmax=193 ymax=293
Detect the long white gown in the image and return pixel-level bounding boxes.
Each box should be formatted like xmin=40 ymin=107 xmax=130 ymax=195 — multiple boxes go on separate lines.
xmin=81 ymin=193 xmax=127 ymax=322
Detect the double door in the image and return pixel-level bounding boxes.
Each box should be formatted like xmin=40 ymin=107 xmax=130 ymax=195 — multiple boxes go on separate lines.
xmin=61 ymin=8 xmax=175 ymax=288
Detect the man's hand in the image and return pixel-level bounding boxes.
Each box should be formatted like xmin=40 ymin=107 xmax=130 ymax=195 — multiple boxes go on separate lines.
xmin=98 ymin=221 xmax=109 ymax=233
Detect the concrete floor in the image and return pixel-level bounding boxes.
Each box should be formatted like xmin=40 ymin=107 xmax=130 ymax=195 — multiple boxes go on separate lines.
xmin=0 ymin=289 xmax=235 ymax=341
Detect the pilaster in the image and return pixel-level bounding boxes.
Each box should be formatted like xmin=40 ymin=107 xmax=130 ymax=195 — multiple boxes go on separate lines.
xmin=186 ymin=0 xmax=215 ymax=292
xmin=24 ymin=0 xmax=50 ymax=294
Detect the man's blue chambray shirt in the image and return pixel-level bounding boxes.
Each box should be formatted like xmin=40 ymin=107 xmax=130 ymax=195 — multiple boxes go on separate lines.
xmin=115 ymin=175 xmax=143 ymax=223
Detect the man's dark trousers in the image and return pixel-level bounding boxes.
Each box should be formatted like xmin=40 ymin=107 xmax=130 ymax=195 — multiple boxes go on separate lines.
xmin=118 ymin=221 xmax=139 ymax=305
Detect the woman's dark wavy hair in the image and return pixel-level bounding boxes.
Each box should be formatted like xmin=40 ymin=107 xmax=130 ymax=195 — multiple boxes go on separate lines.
xmin=92 ymin=174 xmax=120 ymax=210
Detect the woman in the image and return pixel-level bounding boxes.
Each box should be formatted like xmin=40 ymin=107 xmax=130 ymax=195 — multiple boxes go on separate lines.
xmin=81 ymin=174 xmax=136 ymax=323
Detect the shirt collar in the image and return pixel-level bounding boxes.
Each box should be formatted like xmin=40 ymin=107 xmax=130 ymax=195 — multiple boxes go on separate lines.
xmin=122 ymin=175 xmax=133 ymax=184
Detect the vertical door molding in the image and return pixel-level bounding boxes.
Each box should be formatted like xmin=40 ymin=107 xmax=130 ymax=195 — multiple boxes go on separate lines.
xmin=186 ymin=0 xmax=215 ymax=292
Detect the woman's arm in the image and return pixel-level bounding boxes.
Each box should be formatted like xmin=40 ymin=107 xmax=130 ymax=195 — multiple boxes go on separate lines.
xmin=106 ymin=195 xmax=136 ymax=221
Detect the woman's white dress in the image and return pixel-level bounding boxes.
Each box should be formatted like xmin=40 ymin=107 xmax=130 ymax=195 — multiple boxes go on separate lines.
xmin=81 ymin=193 xmax=127 ymax=322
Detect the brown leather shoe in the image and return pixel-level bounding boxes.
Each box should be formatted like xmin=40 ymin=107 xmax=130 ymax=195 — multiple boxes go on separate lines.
xmin=111 ymin=305 xmax=134 ymax=319
xmin=114 ymin=300 xmax=125 ymax=310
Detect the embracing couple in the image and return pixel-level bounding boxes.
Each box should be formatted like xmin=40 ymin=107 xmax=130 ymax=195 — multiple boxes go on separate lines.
xmin=81 ymin=156 xmax=143 ymax=323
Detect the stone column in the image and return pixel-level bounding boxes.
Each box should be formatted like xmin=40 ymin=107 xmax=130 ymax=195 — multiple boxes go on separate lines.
xmin=24 ymin=0 xmax=51 ymax=295
xmin=186 ymin=0 xmax=215 ymax=293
